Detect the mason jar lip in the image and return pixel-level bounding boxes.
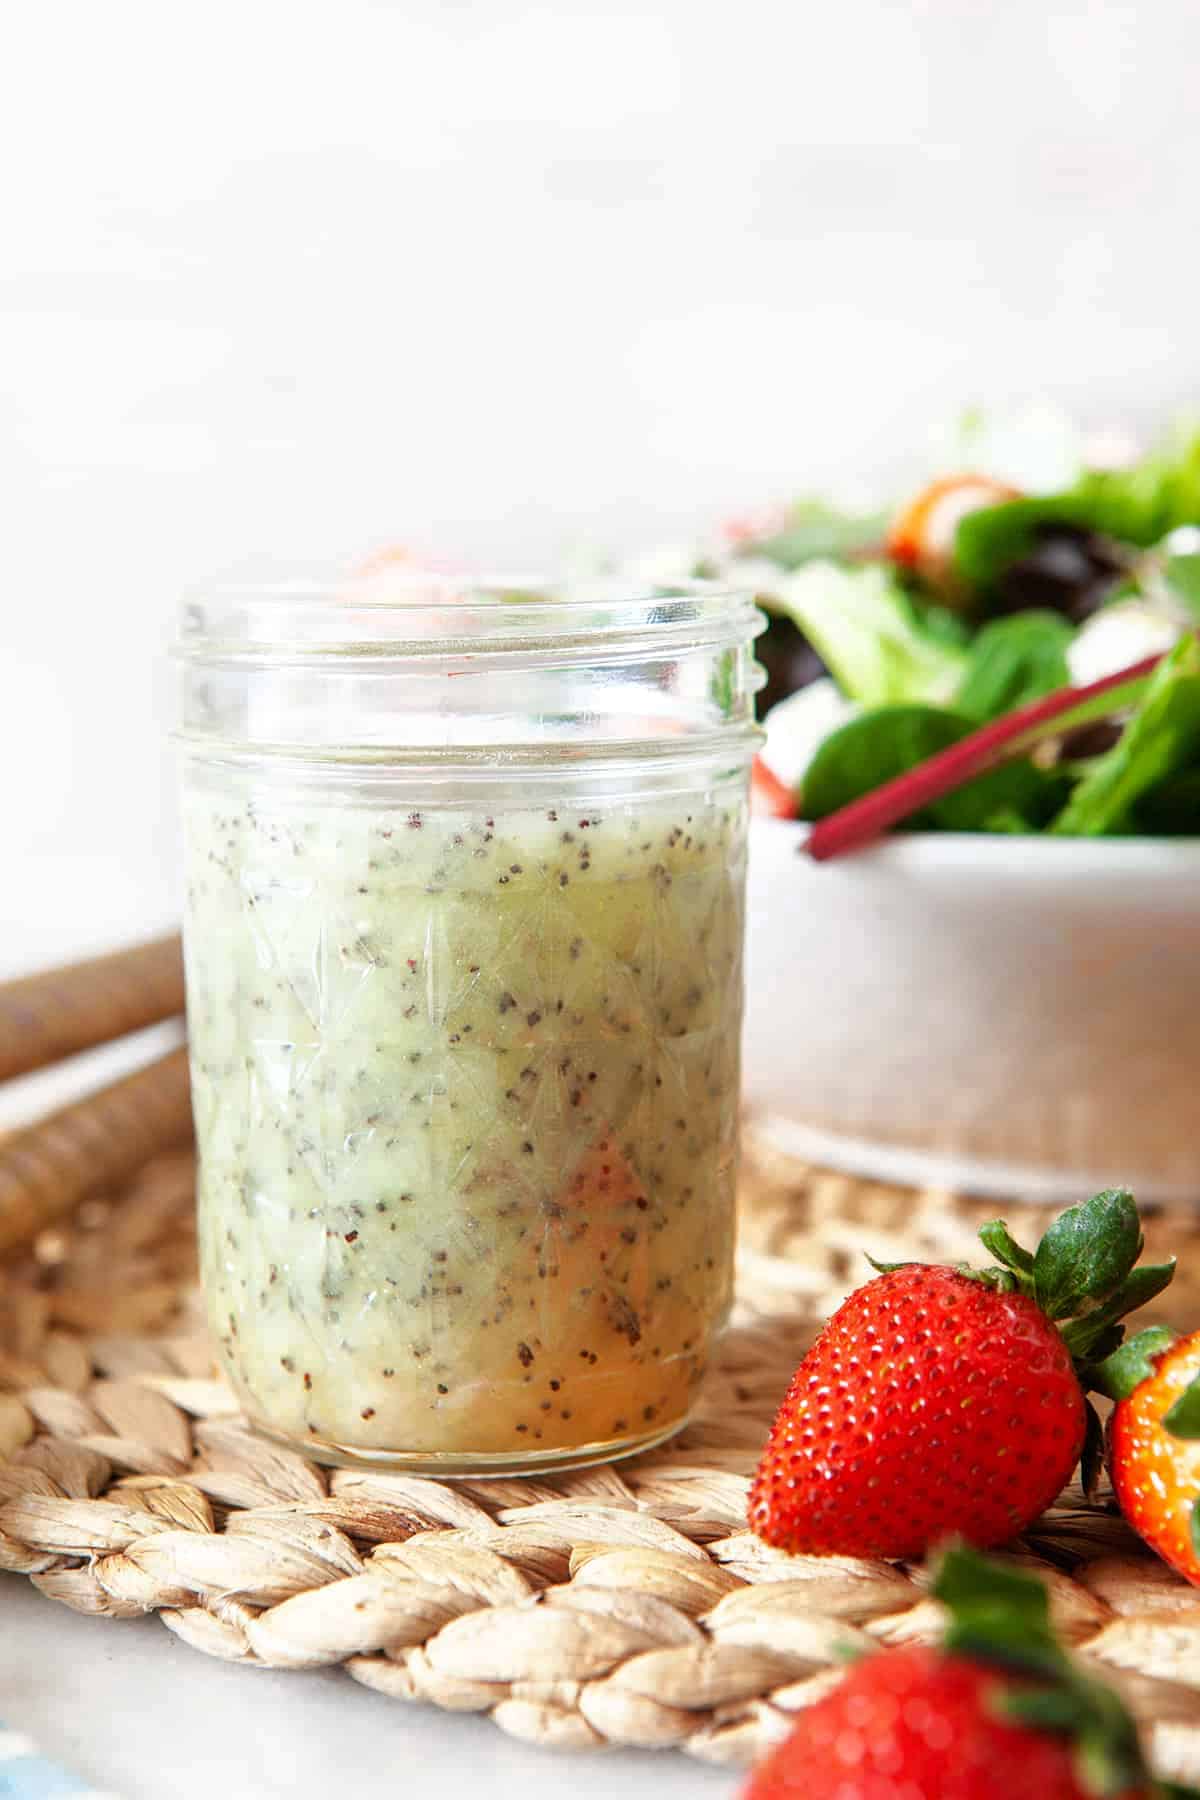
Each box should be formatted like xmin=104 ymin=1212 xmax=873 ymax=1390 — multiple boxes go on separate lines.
xmin=176 ymin=566 xmax=764 ymax=662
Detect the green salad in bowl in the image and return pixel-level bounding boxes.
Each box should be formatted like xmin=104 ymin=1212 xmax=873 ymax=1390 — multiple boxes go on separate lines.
xmin=680 ymin=414 xmax=1200 ymax=840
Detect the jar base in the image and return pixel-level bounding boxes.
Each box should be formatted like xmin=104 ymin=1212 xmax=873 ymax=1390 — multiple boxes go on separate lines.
xmin=243 ymin=1411 xmax=691 ymax=1478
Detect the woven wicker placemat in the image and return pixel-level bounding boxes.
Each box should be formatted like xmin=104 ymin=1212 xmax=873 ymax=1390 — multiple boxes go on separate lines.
xmin=2 ymin=1134 xmax=1199 ymax=1777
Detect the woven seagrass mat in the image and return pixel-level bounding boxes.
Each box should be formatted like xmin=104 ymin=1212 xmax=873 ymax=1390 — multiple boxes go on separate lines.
xmin=2 ymin=1132 xmax=1200 ymax=1777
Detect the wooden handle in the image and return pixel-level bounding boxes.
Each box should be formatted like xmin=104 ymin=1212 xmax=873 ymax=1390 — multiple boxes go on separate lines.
xmin=0 ymin=934 xmax=185 ymax=1084
xmin=0 ymin=1045 xmax=194 ymax=1254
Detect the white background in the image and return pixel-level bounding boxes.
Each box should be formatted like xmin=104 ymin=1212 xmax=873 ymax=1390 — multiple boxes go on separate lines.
xmin=3 ymin=0 xmax=1199 ymax=975
xmin=0 ymin=4 xmax=1196 ymax=1791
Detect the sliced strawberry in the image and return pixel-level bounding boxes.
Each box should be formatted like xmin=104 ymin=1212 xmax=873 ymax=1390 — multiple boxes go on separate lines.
xmin=1099 ymin=1327 xmax=1200 ymax=1587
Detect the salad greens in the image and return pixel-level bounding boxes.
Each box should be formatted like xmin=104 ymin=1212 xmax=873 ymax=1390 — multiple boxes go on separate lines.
xmin=955 ymin=425 xmax=1200 ymax=594
xmin=744 ymin=498 xmax=889 ymax=570
xmin=802 ymin=705 xmax=1064 ymax=832
xmin=773 ymin=563 xmax=966 ymax=708
xmin=731 ymin=415 xmax=1200 ymax=838
xmin=1052 ymin=635 xmax=1200 ymax=836
xmin=955 ymin=611 xmax=1074 ymax=722
xmin=1164 ymin=551 xmax=1200 ymax=622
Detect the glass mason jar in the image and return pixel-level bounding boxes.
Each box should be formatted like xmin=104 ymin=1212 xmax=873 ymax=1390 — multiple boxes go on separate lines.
xmin=174 ymin=571 xmax=763 ymax=1474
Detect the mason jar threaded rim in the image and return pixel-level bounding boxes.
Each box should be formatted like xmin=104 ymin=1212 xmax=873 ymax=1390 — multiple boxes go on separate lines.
xmin=174 ymin=567 xmax=766 ymax=767
xmin=175 ymin=569 xmax=765 ymax=664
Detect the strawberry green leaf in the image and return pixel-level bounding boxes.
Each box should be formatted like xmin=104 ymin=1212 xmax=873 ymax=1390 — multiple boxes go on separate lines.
xmin=1103 ymin=1258 xmax=1176 ymax=1314
xmin=936 ymin=1546 xmax=1062 ymax=1674
xmin=1033 ymin=1189 xmax=1142 ymax=1321
xmin=961 ymin=1264 xmax=1020 ymax=1294
xmin=977 ymin=1219 xmax=1036 ymax=1282
xmin=1192 ymin=1498 xmax=1200 ymax=1561
xmin=937 ymin=1548 xmax=1162 ymax=1797
xmin=1002 ymin=1679 xmax=1147 ymax=1799
xmin=1080 ymin=1401 xmax=1106 ymax=1502
xmin=1071 ymin=1682 xmax=1159 ymax=1800
xmin=1164 ymin=1371 xmax=1200 ymax=1440
xmin=1092 ymin=1326 xmax=1176 ymax=1401
xmin=1060 ymin=1262 xmax=1177 ymax=1358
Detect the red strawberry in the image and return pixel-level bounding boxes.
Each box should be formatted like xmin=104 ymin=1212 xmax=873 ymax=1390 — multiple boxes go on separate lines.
xmin=749 ymin=1189 xmax=1172 ymax=1559
xmin=1098 ymin=1326 xmax=1200 ymax=1586
xmin=745 ymin=1547 xmax=1181 ymax=1800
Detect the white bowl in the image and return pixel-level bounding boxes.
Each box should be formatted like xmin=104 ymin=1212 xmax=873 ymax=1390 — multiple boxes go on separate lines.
xmin=742 ymin=820 xmax=1200 ymax=1204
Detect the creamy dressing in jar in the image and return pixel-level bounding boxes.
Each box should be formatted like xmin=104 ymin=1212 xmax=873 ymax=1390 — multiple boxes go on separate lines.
xmin=176 ymin=573 xmax=761 ymax=1471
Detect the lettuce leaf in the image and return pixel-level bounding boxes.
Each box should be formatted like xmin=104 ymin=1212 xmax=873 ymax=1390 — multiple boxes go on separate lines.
xmin=740 ymin=499 xmax=889 ymax=570
xmin=955 ymin=425 xmax=1200 ymax=593
xmin=1051 ymin=635 xmax=1200 ymax=835
xmin=772 ymin=562 xmax=967 ymax=707
xmin=800 ymin=704 xmax=1064 ymax=832
xmin=956 ymin=612 xmax=1074 ymax=722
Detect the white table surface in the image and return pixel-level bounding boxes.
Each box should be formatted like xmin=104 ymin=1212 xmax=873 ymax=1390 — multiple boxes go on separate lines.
xmin=1 ymin=1578 xmax=733 ymax=1800
xmin=0 ymin=912 xmax=738 ymax=1799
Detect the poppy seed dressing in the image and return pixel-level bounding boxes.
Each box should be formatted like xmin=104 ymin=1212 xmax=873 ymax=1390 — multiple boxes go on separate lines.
xmin=182 ymin=785 xmax=746 ymax=1464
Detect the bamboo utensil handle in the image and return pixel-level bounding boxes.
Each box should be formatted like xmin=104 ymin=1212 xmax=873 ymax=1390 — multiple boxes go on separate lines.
xmin=0 ymin=1045 xmax=194 ymax=1254
xmin=0 ymin=934 xmax=186 ymax=1084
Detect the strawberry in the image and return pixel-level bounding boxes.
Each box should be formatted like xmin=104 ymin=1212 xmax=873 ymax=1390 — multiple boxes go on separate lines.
xmin=1097 ymin=1327 xmax=1200 ymax=1586
xmin=749 ymin=1188 xmax=1173 ymax=1559
xmin=744 ymin=1546 xmax=1193 ymax=1800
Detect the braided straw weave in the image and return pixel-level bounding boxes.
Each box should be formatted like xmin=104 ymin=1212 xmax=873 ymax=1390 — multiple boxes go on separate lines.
xmin=2 ymin=1134 xmax=1200 ymax=1777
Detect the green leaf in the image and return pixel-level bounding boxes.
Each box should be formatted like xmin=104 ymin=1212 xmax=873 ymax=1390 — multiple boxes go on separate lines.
xmin=937 ymin=1548 xmax=1158 ymax=1796
xmin=1060 ymin=1262 xmax=1177 ymax=1359
xmin=962 ymin=1265 xmax=1019 ymax=1294
xmin=1164 ymin=552 xmax=1200 ymax=621
xmin=1052 ymin=635 xmax=1200 ymax=837
xmin=977 ymin=1219 xmax=1035 ymax=1277
xmin=956 ymin=611 xmax=1075 ymax=723
xmin=923 ymin=605 xmax=973 ymax=649
xmin=1164 ymin=1372 xmax=1200 ymax=1440
xmin=802 ymin=705 xmax=962 ymax=820
xmin=800 ymin=704 xmax=1060 ymax=832
xmin=1132 ymin=769 xmax=1200 ymax=836
xmin=955 ymin=423 xmax=1200 ymax=593
xmin=1078 ymin=1324 xmax=1128 ymax=1368
xmin=741 ymin=499 xmax=890 ymax=570
xmin=1192 ymin=1498 xmax=1200 ymax=1560
xmin=1002 ymin=1678 xmax=1148 ymax=1799
xmin=936 ymin=1546 xmax=1062 ymax=1672
xmin=1080 ymin=1400 xmax=1106 ymax=1501
xmin=1105 ymin=1258 xmax=1176 ymax=1313
xmin=1092 ymin=1326 xmax=1176 ymax=1401
xmin=1071 ymin=1680 xmax=1158 ymax=1799
xmin=1032 ymin=1189 xmax=1143 ymax=1321
xmin=1001 ymin=1688 xmax=1087 ymax=1732
xmin=771 ymin=562 xmax=967 ymax=707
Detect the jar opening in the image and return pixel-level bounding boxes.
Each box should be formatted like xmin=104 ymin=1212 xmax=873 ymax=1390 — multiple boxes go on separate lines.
xmin=177 ymin=567 xmax=762 ymax=662
xmin=176 ymin=564 xmax=765 ymax=761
